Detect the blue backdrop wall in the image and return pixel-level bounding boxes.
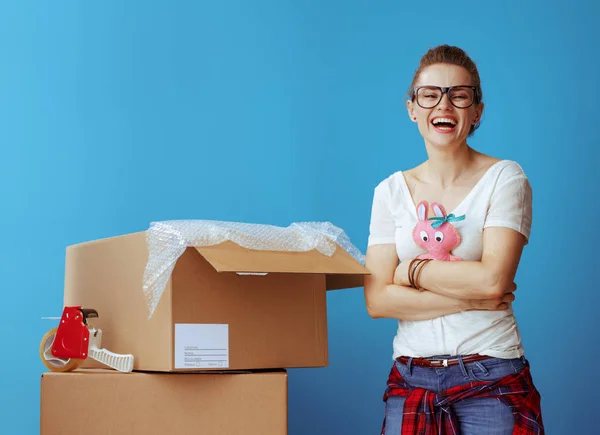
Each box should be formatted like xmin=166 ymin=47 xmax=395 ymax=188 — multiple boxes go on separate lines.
xmin=1 ymin=1 xmax=598 ymax=433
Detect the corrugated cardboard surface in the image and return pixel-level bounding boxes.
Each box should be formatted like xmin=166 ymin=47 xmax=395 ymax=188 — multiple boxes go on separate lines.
xmin=63 ymin=231 xmax=366 ymax=371
xmin=195 ymin=240 xmax=368 ymax=276
xmin=195 ymin=240 xmax=368 ymax=290
xmin=40 ymin=369 xmax=288 ymax=435
xmin=171 ymin=248 xmax=328 ymax=370
xmin=64 ymin=232 xmax=173 ymax=371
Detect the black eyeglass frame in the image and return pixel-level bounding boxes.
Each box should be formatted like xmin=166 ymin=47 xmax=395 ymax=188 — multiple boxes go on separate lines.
xmin=412 ymin=86 xmax=480 ymax=109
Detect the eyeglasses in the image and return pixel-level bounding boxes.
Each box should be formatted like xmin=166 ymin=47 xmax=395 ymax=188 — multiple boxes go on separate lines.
xmin=412 ymin=86 xmax=479 ymax=109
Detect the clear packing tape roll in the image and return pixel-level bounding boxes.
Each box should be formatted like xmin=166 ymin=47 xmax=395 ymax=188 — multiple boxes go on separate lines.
xmin=142 ymin=220 xmax=366 ymax=318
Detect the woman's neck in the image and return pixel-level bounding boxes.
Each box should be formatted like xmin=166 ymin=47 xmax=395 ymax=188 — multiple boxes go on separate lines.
xmin=422 ymin=142 xmax=477 ymax=189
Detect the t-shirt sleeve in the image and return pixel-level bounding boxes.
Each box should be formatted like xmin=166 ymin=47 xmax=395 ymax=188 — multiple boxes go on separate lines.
xmin=367 ymin=181 xmax=396 ymax=246
xmin=484 ymin=164 xmax=533 ymax=243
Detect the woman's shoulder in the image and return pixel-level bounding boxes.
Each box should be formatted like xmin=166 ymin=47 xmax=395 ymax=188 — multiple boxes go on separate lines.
xmin=373 ymin=168 xmax=411 ymax=200
xmin=376 ymin=161 xmax=426 ymax=189
xmin=479 ymin=157 xmax=532 ymax=199
xmin=473 ymin=151 xmax=528 ymax=180
xmin=486 ymin=158 xmax=529 ymax=181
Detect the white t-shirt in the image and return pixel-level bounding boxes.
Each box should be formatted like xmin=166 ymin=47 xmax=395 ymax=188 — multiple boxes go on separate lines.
xmin=367 ymin=159 xmax=532 ymax=359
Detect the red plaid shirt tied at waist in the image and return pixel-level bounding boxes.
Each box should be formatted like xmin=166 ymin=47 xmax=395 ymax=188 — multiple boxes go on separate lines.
xmin=382 ymin=362 xmax=544 ymax=435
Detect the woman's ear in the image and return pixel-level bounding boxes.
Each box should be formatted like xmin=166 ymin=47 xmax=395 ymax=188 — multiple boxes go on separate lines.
xmin=406 ymin=100 xmax=417 ymax=123
xmin=473 ymin=102 xmax=484 ymax=125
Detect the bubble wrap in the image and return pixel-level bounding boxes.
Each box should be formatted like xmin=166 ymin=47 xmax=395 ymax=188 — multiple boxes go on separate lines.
xmin=142 ymin=220 xmax=365 ymax=318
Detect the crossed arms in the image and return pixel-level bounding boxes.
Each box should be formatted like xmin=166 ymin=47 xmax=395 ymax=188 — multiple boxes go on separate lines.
xmin=363 ymin=226 xmax=526 ymax=321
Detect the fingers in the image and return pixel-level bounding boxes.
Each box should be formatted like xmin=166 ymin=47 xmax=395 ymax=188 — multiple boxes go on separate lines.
xmin=488 ymin=293 xmax=514 ymax=311
xmin=493 ymin=292 xmax=515 ymax=311
xmin=502 ymin=293 xmax=515 ymax=303
xmin=470 ymin=291 xmax=516 ymax=311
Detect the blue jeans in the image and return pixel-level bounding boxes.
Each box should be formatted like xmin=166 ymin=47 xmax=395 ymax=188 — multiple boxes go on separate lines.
xmin=383 ymin=355 xmax=527 ymax=435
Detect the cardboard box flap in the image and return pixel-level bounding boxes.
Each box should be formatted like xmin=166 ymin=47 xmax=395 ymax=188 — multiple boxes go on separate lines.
xmin=194 ymin=241 xmax=369 ymax=287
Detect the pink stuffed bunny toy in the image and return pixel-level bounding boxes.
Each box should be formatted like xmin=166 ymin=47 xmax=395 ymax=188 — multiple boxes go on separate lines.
xmin=412 ymin=200 xmax=465 ymax=261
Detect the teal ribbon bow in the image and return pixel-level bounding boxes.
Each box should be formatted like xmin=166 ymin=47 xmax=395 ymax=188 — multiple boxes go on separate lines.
xmin=428 ymin=213 xmax=466 ymax=229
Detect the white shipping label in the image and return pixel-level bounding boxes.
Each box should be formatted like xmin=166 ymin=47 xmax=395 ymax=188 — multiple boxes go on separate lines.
xmin=174 ymin=324 xmax=229 ymax=369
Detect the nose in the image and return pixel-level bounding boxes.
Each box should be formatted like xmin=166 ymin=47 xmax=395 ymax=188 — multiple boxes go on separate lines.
xmin=437 ymin=92 xmax=452 ymax=110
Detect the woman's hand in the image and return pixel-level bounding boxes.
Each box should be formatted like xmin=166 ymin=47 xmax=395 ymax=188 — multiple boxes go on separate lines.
xmin=467 ymin=290 xmax=516 ymax=311
xmin=394 ymin=258 xmax=429 ymax=288
xmin=393 ymin=260 xmax=411 ymax=287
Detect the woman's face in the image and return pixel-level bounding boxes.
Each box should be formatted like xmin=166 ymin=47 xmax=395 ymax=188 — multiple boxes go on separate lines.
xmin=407 ymin=63 xmax=483 ymax=148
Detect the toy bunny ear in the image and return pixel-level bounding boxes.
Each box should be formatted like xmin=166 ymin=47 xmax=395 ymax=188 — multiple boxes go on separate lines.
xmin=431 ymin=202 xmax=447 ymax=218
xmin=416 ymin=201 xmax=428 ymax=221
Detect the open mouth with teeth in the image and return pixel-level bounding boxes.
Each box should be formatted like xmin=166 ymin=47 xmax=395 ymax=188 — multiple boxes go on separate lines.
xmin=431 ymin=117 xmax=457 ymax=133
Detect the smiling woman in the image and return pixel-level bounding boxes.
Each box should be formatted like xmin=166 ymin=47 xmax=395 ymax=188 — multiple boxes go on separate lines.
xmin=363 ymin=45 xmax=545 ymax=435
xmin=408 ymin=62 xmax=483 ymax=149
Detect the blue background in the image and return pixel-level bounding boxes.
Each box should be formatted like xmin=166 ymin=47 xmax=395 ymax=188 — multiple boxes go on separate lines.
xmin=1 ymin=0 xmax=598 ymax=433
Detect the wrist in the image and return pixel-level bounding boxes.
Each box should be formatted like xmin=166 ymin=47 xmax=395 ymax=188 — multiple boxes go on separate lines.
xmin=409 ymin=258 xmax=432 ymax=290
xmin=394 ymin=264 xmax=408 ymax=286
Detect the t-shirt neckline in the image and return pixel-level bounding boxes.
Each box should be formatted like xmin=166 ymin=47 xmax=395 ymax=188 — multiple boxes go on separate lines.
xmin=398 ymin=159 xmax=509 ymax=218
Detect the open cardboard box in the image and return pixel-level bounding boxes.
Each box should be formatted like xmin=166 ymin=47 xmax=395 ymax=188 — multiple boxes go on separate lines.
xmin=63 ymin=230 xmax=369 ymax=372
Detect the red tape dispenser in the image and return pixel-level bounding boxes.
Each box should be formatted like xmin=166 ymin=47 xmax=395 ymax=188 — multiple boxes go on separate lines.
xmin=40 ymin=306 xmax=134 ymax=373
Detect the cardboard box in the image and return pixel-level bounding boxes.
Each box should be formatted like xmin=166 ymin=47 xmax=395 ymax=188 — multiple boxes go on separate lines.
xmin=63 ymin=231 xmax=368 ymax=372
xmin=40 ymin=369 xmax=288 ymax=435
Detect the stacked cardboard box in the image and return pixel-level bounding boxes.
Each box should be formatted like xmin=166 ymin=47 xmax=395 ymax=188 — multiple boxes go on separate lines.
xmin=40 ymin=228 xmax=368 ymax=434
